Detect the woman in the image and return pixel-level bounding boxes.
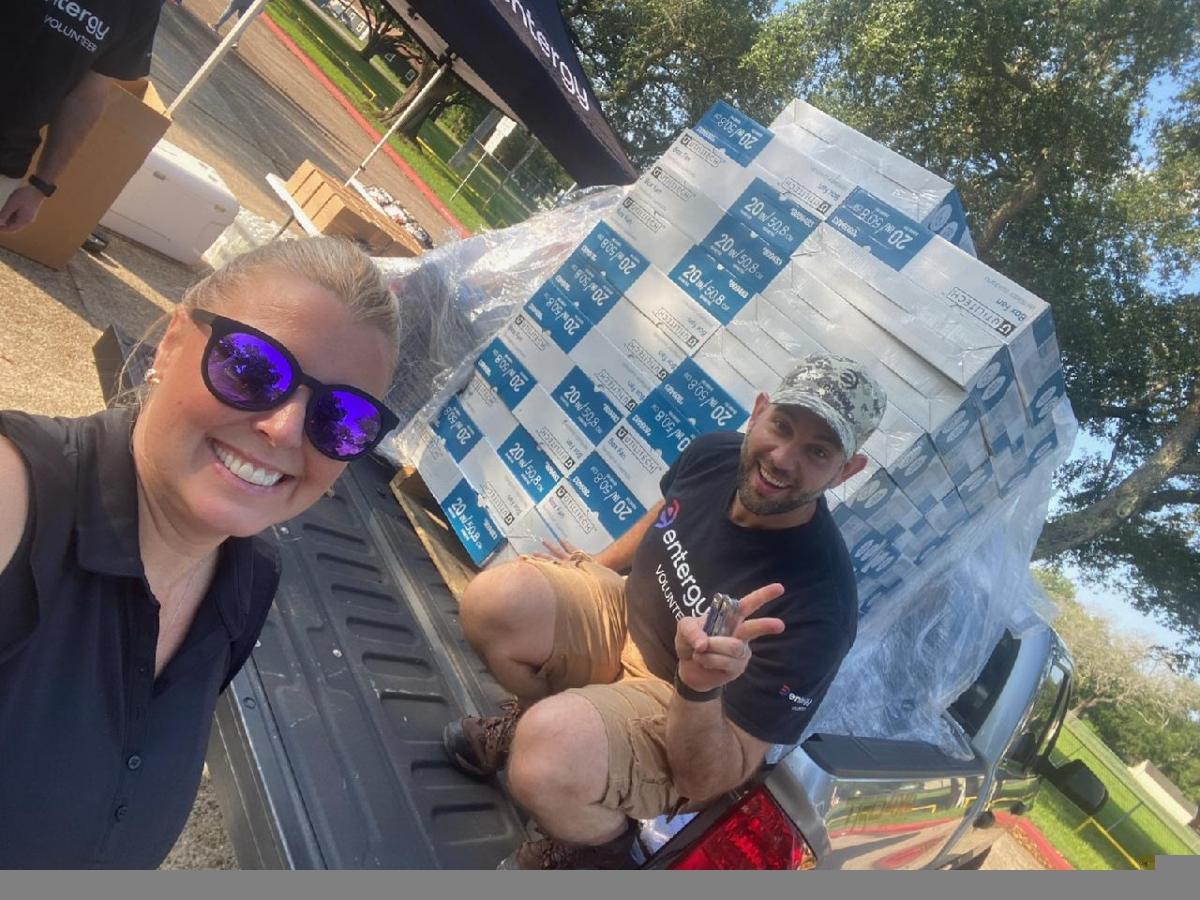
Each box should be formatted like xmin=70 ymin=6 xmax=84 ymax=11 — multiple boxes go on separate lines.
xmin=0 ymin=237 xmax=400 ymax=868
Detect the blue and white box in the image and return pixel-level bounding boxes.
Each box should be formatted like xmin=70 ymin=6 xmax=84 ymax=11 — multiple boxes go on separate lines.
xmin=925 ymin=487 xmax=970 ymax=535
xmin=503 ymin=506 xmax=561 ymax=557
xmin=549 ymin=366 xmax=624 ymax=445
xmin=888 ymin=433 xmax=957 ymax=515
xmin=957 ymin=458 xmax=1001 ymax=518
xmin=660 ymin=357 xmax=752 ymax=433
xmin=930 ymin=402 xmax=990 ymax=484
xmin=764 ymin=275 xmax=967 ymax=432
xmin=524 ymin=278 xmax=596 ymax=354
xmin=569 ymin=326 xmax=657 ymax=418
xmin=458 ymin=374 xmax=520 ymax=450
xmin=475 ymin=336 xmax=537 ymax=411
xmin=628 ymin=388 xmax=702 ymax=466
xmin=459 ymin=441 xmax=535 ymax=531
xmin=593 ymin=297 xmax=687 ymax=386
xmin=696 ymin=329 xmax=782 ymax=396
xmin=512 ymin=385 xmax=593 ymax=477
xmin=860 ymin=405 xmax=926 ymax=470
xmin=408 ymin=424 xmax=461 ymax=502
xmin=623 ymin=265 xmax=722 ymax=354
xmin=571 ymin=221 xmax=649 ymax=295
xmin=440 ymin=479 xmax=504 ymax=565
xmin=770 ymin=99 xmax=975 ymax=255
xmin=597 ymin=421 xmax=668 ymax=510
xmin=495 ymin=423 xmax=562 ymax=504
xmin=728 ymin=295 xmax=825 ymax=377
xmin=569 ymin=453 xmax=648 ymax=539
xmin=500 ymin=310 xmax=574 ymax=391
xmin=431 ymin=395 xmax=482 ymax=463
xmin=536 ymin=481 xmax=611 ymax=556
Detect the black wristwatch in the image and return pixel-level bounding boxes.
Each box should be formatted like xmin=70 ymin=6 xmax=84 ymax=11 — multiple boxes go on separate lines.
xmin=674 ymin=669 xmax=723 ymax=702
xmin=28 ymin=175 xmax=57 ymax=198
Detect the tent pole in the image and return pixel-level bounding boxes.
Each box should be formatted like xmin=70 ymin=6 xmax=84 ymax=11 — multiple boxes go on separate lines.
xmin=165 ymin=0 xmax=269 ymax=117
xmin=344 ymin=58 xmax=453 ymax=184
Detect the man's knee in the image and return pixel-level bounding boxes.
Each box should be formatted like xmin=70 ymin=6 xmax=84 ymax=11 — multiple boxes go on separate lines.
xmin=459 ymin=559 xmax=556 ymax=647
xmin=508 ymin=693 xmax=608 ymax=807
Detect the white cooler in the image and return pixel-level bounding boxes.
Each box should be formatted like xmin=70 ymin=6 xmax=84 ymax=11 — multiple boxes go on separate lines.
xmin=100 ymin=140 xmax=239 ymax=266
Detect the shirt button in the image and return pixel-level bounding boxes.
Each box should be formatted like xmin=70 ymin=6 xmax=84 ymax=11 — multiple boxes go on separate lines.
xmin=127 ymin=754 xmax=143 ymax=770
xmin=114 ymin=804 xmax=129 ymax=822
xmin=137 ymin=664 xmax=149 ymax=676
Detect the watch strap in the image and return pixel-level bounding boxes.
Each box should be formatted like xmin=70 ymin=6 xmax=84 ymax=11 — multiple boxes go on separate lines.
xmin=29 ymin=175 xmax=56 ymax=198
xmin=674 ymin=670 xmax=723 ymax=702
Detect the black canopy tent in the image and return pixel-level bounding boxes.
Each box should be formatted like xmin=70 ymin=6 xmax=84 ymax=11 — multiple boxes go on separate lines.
xmin=388 ymin=0 xmax=638 ymax=187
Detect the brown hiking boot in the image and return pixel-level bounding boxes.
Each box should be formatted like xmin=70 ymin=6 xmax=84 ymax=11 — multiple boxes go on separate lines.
xmin=497 ymin=820 xmax=640 ymax=870
xmin=443 ymin=699 xmax=522 ymax=777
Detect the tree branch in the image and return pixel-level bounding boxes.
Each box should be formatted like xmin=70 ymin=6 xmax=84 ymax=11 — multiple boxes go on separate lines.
xmin=1142 ymin=489 xmax=1200 ymax=512
xmin=974 ymin=149 xmax=1056 ymax=256
xmin=1035 ymin=383 xmax=1200 ymax=559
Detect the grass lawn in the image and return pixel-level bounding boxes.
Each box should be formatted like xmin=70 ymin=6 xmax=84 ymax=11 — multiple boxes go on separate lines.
xmin=1026 ymin=717 xmax=1200 ymax=869
xmin=265 ymin=0 xmax=535 ymax=231
xmin=1030 ymin=785 xmax=1128 ymax=869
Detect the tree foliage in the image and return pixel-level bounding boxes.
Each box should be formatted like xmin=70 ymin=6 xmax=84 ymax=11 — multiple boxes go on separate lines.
xmin=1035 ymin=568 xmax=1200 ymax=801
xmin=562 ymin=0 xmax=777 ymax=164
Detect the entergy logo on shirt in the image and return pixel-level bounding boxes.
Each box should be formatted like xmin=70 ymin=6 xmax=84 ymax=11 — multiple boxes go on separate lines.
xmin=779 ymin=684 xmax=813 ymax=711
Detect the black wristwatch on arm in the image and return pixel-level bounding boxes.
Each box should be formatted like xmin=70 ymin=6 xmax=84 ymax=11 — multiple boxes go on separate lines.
xmin=28 ymin=175 xmax=57 ymax=198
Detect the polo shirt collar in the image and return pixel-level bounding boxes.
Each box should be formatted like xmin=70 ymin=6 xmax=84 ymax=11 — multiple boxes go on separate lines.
xmin=74 ymin=407 xmax=251 ymax=637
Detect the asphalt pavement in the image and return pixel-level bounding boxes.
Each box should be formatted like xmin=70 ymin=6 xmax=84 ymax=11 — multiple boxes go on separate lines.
xmin=152 ymin=1 xmax=462 ymax=245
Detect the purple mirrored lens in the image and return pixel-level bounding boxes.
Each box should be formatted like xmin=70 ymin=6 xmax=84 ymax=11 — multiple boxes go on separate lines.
xmin=206 ymin=333 xmax=294 ymax=407
xmin=308 ymin=390 xmax=383 ymax=458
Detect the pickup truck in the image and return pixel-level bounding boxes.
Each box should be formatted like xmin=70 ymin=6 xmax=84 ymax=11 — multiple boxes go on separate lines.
xmin=94 ymin=328 xmax=1108 ymax=870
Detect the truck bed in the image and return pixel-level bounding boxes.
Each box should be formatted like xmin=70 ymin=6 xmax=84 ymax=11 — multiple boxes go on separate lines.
xmin=206 ymin=454 xmax=525 ymax=868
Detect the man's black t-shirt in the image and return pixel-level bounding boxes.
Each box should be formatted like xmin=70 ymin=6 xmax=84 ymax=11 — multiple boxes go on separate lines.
xmin=624 ymin=431 xmax=859 ymax=746
xmin=1 ymin=0 xmax=163 ymax=177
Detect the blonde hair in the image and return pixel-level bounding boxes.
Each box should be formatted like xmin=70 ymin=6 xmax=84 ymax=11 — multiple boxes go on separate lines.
xmin=119 ymin=237 xmax=400 ymax=406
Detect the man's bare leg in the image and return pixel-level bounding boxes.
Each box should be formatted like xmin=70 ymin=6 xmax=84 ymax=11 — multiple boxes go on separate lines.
xmin=459 ymin=560 xmax=560 ymax=706
xmin=506 ymin=692 xmax=627 ymax=845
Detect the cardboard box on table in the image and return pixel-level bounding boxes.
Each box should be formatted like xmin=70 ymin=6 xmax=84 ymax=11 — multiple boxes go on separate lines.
xmin=0 ymin=79 xmax=171 ymax=269
xmin=284 ymin=160 xmax=424 ymax=257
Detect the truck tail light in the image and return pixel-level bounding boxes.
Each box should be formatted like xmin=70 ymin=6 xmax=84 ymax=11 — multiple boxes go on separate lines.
xmin=668 ymin=786 xmax=817 ymax=870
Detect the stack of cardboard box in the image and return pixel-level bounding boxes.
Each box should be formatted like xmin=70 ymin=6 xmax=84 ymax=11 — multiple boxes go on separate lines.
xmin=285 ymin=161 xmax=425 ymax=257
xmin=412 ymin=100 xmax=1068 ymax=618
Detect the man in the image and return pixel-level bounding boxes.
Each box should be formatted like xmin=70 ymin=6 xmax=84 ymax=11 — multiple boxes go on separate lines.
xmin=443 ymin=353 xmax=887 ymax=868
xmin=0 ymin=1 xmax=164 ymax=233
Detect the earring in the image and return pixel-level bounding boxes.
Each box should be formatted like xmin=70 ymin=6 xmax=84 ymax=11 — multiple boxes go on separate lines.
xmin=145 ymin=367 xmax=162 ymax=386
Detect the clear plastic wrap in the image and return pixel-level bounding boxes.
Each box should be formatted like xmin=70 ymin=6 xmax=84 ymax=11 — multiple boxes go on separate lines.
xmin=374 ymin=187 xmax=624 ymax=447
xmin=782 ymin=395 xmax=1078 ymax=761
xmin=374 ymin=188 xmax=1078 ymax=759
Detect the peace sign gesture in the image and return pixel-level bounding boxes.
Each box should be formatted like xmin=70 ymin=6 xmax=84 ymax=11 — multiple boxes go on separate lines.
xmin=674 ymin=583 xmax=786 ymax=695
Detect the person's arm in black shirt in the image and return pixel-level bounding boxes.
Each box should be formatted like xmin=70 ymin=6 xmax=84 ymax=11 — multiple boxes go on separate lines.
xmin=0 ymin=71 xmax=113 ymax=232
xmin=666 ymin=583 xmax=786 ymax=803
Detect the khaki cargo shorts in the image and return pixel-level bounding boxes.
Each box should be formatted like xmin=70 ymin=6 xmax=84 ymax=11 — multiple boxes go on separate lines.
xmin=522 ymin=552 xmax=687 ymax=820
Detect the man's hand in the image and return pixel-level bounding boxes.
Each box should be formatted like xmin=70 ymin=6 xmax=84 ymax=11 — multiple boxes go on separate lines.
xmin=675 ymin=583 xmax=786 ymax=695
xmin=0 ymin=186 xmax=46 ymax=233
xmin=531 ymin=537 xmax=587 ymax=562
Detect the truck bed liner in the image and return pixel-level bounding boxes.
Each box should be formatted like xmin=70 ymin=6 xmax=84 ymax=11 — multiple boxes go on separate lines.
xmin=207 ymin=454 xmax=524 ymax=868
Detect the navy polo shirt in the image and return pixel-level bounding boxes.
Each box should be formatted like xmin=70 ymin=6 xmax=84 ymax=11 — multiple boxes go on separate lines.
xmin=0 ymin=408 xmax=280 ymax=869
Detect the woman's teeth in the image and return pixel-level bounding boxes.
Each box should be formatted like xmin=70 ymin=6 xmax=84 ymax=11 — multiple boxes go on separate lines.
xmin=214 ymin=444 xmax=284 ymax=487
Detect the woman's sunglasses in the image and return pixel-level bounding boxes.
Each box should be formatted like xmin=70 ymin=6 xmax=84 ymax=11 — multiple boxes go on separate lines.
xmin=192 ymin=308 xmax=397 ymax=462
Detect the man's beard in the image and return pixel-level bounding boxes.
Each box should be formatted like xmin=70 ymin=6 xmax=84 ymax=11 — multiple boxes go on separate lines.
xmin=735 ymin=445 xmax=839 ymax=517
